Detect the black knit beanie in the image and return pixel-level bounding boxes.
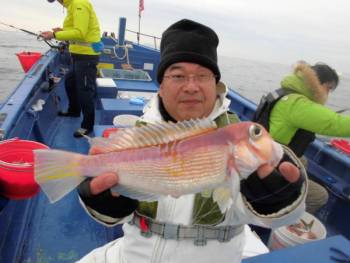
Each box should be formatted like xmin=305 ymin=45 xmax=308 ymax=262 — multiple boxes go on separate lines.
xmin=157 ymin=19 xmax=221 ymax=83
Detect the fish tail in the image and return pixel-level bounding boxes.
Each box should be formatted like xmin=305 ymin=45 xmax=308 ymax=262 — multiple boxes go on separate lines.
xmin=34 ymin=149 xmax=86 ymax=203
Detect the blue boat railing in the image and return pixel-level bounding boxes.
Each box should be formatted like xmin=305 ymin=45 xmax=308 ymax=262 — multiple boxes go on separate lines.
xmin=102 ymin=29 xmax=161 ymax=51
xmin=126 ymin=29 xmax=161 ymax=50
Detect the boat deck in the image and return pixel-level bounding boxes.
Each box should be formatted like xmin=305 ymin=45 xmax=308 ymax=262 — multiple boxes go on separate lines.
xmin=0 ymin=41 xmax=161 ymax=260
xmin=0 ymin=113 xmax=124 ymax=262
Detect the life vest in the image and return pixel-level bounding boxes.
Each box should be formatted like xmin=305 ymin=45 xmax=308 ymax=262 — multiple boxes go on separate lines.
xmin=136 ymin=112 xmax=240 ymax=225
xmin=253 ymin=88 xmax=315 ymax=157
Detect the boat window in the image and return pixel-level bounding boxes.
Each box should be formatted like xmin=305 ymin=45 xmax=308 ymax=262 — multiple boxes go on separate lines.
xmin=100 ymin=69 xmax=152 ymax=81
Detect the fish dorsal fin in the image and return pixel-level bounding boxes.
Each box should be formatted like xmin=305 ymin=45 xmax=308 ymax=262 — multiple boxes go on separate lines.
xmin=89 ymin=118 xmax=217 ymax=153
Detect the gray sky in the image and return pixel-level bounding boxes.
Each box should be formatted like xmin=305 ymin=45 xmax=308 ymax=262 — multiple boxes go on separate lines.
xmin=1 ymin=0 xmax=349 ymax=73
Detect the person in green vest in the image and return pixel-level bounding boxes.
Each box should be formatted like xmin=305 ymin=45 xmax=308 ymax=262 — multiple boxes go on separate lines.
xmin=76 ymin=20 xmax=306 ymax=263
xmin=41 ymin=0 xmax=102 ymax=138
xmin=254 ymin=62 xmax=350 ymax=214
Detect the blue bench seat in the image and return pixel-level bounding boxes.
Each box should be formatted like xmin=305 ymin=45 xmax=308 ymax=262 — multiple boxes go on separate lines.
xmin=99 ymin=98 xmax=146 ymax=125
xmin=115 ymin=79 xmax=158 ymax=93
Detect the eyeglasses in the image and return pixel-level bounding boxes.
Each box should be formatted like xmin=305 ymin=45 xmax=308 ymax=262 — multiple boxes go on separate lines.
xmin=163 ymin=74 xmax=216 ymax=85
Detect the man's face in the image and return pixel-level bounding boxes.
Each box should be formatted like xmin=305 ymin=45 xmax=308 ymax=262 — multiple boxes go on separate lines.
xmin=159 ymin=63 xmax=217 ymax=121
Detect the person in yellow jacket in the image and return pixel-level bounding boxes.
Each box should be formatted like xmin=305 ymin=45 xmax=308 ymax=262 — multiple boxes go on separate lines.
xmin=41 ymin=0 xmax=102 ymax=137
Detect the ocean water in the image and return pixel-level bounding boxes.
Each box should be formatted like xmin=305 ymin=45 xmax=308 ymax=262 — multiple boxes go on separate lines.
xmin=219 ymin=56 xmax=350 ymax=112
xmin=0 ymin=30 xmax=48 ymax=100
xmin=1 ymin=30 xmax=349 ymax=112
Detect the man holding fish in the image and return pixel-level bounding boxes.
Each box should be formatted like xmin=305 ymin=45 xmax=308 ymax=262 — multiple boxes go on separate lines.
xmin=36 ymin=19 xmax=307 ymax=263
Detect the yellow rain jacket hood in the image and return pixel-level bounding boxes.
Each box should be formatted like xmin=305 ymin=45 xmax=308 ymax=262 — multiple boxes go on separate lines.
xmin=55 ymin=0 xmax=101 ymax=55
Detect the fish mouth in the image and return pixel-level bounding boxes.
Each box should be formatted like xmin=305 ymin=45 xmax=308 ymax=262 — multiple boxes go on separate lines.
xmin=269 ymin=141 xmax=284 ymax=166
xmin=231 ymin=141 xmax=284 ymax=180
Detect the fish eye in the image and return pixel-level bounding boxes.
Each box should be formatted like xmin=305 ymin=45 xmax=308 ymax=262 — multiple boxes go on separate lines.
xmin=249 ymin=124 xmax=263 ymax=140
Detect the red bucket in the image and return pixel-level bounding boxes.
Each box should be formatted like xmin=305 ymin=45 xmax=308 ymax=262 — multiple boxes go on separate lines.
xmin=0 ymin=138 xmax=49 ymax=199
xmin=16 ymin=51 xmax=42 ymax=73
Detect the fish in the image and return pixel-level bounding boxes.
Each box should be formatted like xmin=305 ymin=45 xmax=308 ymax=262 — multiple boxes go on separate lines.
xmin=34 ymin=118 xmax=283 ymax=212
xmin=287 ymin=219 xmax=317 ymax=240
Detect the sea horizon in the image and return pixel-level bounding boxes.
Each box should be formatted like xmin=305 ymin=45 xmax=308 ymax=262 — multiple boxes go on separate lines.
xmin=1 ymin=30 xmax=349 ymax=112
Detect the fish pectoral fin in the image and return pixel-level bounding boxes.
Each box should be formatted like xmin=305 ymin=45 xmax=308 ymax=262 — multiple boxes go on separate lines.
xmin=212 ymin=186 xmax=233 ymax=213
xmin=111 ymin=185 xmax=160 ymax=202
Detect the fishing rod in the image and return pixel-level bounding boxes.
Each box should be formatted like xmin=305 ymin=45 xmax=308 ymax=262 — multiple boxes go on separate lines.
xmin=0 ymin=21 xmax=60 ymax=48
xmin=336 ymin=108 xmax=350 ymax=114
xmin=0 ymin=21 xmax=40 ymax=37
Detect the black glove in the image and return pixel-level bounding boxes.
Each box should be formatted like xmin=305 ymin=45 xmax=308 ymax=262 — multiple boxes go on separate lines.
xmin=78 ymin=178 xmax=138 ymax=219
xmin=240 ymin=154 xmax=304 ymax=214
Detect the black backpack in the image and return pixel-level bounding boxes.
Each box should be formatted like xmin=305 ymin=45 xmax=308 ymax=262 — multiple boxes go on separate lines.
xmin=253 ymin=88 xmax=315 ymax=157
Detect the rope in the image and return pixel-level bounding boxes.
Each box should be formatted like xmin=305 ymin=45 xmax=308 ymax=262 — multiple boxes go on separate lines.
xmin=112 ymin=45 xmax=130 ymax=63
xmin=109 ymin=36 xmax=130 ymax=64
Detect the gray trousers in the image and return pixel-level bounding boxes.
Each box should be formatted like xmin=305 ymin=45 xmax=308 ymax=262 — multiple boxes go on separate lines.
xmin=299 ymin=156 xmax=329 ymax=215
xmin=306 ymin=179 xmax=329 ymax=214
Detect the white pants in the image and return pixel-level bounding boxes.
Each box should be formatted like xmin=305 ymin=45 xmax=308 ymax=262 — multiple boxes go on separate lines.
xmin=76 ymin=225 xmax=268 ymax=263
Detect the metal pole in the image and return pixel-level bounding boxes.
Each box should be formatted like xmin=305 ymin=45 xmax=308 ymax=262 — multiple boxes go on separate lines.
xmin=138 ymin=14 xmax=141 ymax=44
xmin=118 ymin=17 xmax=126 ymax=46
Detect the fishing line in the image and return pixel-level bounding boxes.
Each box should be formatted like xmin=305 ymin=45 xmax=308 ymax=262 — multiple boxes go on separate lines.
xmin=242 ymin=145 xmax=308 ymax=204
xmin=245 ymin=179 xmax=295 ymax=204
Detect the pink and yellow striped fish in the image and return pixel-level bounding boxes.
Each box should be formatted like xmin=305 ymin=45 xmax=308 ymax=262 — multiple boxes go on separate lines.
xmin=34 ymin=119 xmax=283 ymax=212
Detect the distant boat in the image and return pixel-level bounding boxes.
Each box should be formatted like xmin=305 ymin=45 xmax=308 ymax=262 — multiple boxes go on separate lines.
xmin=0 ymin=17 xmax=349 ymax=262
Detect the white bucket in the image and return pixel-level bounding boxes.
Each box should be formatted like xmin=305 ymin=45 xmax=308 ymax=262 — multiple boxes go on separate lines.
xmin=268 ymin=212 xmax=327 ymax=250
xmin=113 ymin=114 xmax=139 ymax=127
